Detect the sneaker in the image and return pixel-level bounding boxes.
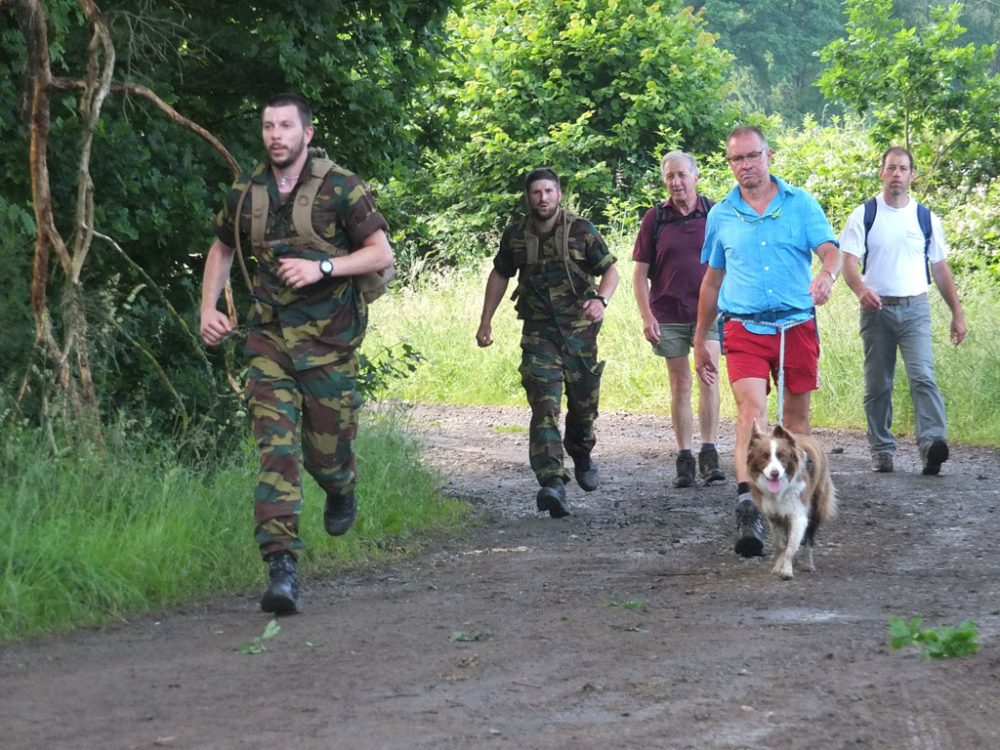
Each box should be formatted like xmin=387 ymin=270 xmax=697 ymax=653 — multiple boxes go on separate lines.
xmin=698 ymin=447 xmax=726 ymax=484
xmin=573 ymin=455 xmax=600 ymax=492
xmin=922 ymin=439 xmax=949 ymax=476
xmin=871 ymin=452 xmax=894 ymax=473
xmin=734 ymin=495 xmax=766 ymax=558
xmin=536 ymin=478 xmax=570 ymax=518
xmin=260 ymin=551 xmax=300 ymax=615
xmin=324 ymin=491 xmax=357 ymax=536
xmin=673 ymin=454 xmax=696 ymax=488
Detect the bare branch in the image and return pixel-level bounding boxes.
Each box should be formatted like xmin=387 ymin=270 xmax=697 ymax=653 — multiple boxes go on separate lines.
xmin=51 ymin=77 xmax=242 ymax=177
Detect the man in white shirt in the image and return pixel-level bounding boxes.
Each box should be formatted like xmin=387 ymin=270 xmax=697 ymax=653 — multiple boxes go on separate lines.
xmin=839 ymin=146 xmax=967 ymax=475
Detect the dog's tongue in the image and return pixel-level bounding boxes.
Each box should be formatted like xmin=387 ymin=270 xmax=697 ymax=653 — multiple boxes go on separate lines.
xmin=767 ymin=477 xmax=781 ymax=494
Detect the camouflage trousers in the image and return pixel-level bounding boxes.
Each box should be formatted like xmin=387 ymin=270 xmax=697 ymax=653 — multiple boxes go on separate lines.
xmin=245 ymin=331 xmax=362 ymax=560
xmin=519 ymin=318 xmax=605 ymax=485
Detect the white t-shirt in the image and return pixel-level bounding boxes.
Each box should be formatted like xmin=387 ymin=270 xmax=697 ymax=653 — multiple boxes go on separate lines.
xmin=839 ymin=194 xmax=948 ymax=297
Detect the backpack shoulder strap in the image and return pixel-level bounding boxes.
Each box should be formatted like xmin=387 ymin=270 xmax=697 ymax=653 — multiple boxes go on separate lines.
xmin=249 ymin=181 xmax=269 ymax=251
xmin=288 ymin=158 xmax=334 ymax=250
xmin=861 ymin=197 xmax=877 ymax=274
xmin=917 ymin=202 xmax=933 ymax=283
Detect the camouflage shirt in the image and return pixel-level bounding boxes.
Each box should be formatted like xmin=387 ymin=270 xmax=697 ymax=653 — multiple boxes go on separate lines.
xmin=213 ymin=156 xmax=389 ymax=370
xmin=494 ymin=209 xmax=616 ymax=331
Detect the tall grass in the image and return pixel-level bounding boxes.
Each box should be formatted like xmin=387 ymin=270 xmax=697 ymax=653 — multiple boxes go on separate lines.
xmin=366 ymin=231 xmax=1000 ymax=446
xmin=0 ymin=408 xmax=466 ymax=641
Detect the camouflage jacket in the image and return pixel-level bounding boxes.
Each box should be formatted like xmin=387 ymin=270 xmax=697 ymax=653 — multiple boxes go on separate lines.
xmin=212 ymin=156 xmax=389 ymax=370
xmin=494 ymin=209 xmax=616 ymax=329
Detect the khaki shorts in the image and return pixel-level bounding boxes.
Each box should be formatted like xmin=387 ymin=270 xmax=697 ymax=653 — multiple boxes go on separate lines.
xmin=652 ymin=320 xmax=720 ymax=359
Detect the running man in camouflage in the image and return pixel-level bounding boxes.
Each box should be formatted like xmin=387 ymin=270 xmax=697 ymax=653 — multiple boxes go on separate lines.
xmin=200 ymin=93 xmax=394 ymax=615
xmin=477 ymin=168 xmax=619 ymax=517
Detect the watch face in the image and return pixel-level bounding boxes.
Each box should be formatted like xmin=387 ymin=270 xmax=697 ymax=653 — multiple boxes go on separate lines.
xmin=320 ymin=259 xmax=333 ymax=276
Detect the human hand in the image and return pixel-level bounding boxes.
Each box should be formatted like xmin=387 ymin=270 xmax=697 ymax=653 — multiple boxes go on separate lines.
xmin=476 ymin=323 xmax=493 ymax=348
xmin=581 ymin=298 xmax=605 ymax=323
xmin=277 ymin=257 xmax=323 ymax=289
xmin=642 ymin=316 xmax=660 ymax=345
xmin=810 ymin=270 xmax=835 ymax=306
xmin=200 ymin=308 xmax=233 ymax=346
xmin=951 ymin=316 xmax=967 ymax=346
xmin=694 ymin=342 xmax=716 ymax=386
xmin=856 ymin=286 xmax=882 ymax=312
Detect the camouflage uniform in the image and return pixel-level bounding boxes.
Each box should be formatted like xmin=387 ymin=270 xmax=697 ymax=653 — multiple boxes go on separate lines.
xmin=493 ymin=209 xmax=616 ymax=484
xmin=213 ymin=156 xmax=388 ymax=559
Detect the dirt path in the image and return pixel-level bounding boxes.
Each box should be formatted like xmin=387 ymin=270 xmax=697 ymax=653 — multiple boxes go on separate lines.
xmin=3 ymin=404 xmax=1000 ymax=750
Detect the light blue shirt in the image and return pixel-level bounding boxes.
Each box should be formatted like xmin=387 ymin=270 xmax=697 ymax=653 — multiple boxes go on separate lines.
xmin=701 ymin=175 xmax=837 ymax=334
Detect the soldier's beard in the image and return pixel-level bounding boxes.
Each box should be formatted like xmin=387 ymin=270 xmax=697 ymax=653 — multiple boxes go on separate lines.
xmin=270 ymin=137 xmax=307 ymax=169
xmin=531 ymin=205 xmax=559 ymax=222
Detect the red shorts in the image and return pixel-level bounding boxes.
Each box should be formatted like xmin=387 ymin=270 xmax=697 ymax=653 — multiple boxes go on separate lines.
xmin=722 ymin=319 xmax=819 ymax=394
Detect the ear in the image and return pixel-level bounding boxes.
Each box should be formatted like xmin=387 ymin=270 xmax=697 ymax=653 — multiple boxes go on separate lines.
xmin=772 ymin=423 xmax=793 ymax=442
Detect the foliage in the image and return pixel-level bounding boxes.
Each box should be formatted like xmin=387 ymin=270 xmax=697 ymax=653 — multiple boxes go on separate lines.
xmin=942 ymin=179 xmax=1000 ymax=284
xmin=398 ymin=0 xmax=737 ymax=267
xmin=2 ymin=0 xmax=457 ymax=442
xmin=357 ymin=339 xmax=425 ymax=402
xmin=695 ymin=0 xmax=845 ymax=122
xmin=817 ymin=0 xmax=1000 ymax=185
xmin=889 ymin=617 xmax=980 ymax=659
xmin=0 ymin=405 xmax=467 ymax=641
xmin=239 ymin=619 xmax=282 ymax=655
xmin=366 ymin=231 xmax=1000 ymax=446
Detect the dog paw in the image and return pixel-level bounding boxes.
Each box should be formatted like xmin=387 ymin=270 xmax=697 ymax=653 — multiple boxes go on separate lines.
xmin=773 ymin=562 xmax=794 ymax=580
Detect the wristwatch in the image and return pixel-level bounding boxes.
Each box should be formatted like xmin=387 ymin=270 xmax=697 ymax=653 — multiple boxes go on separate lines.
xmin=319 ymin=258 xmax=334 ymax=278
xmin=598 ymin=295 xmax=610 ymax=308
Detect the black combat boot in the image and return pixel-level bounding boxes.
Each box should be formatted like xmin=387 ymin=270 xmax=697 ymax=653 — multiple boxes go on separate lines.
xmin=536 ymin=478 xmax=570 ymax=518
xmin=572 ymin=454 xmax=600 ymax=492
xmin=260 ymin=551 xmax=300 ymax=615
xmin=324 ymin=491 xmax=357 ymax=536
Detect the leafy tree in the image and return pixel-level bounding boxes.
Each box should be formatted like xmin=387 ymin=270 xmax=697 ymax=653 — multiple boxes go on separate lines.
xmin=695 ymin=0 xmax=845 ymax=122
xmin=2 ymin=0 xmax=458 ymax=445
xmin=399 ymin=0 xmax=736 ymax=266
xmin=817 ymin=0 xmax=1000 ymax=184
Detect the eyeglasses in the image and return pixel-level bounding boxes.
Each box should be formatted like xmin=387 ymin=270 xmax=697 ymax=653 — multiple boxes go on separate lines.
xmin=726 ymin=150 xmax=765 ymax=165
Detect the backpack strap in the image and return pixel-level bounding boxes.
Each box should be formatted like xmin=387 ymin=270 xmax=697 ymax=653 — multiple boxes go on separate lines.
xmin=647 ymin=196 xmax=714 ymax=278
xmin=862 ymin=197 xmax=933 ymax=283
xmin=232 ymin=178 xmax=264 ymax=315
xmin=916 ymin=202 xmax=933 ymax=283
xmin=861 ymin=197 xmax=877 ymax=275
xmin=653 ymin=196 xmax=714 ymax=249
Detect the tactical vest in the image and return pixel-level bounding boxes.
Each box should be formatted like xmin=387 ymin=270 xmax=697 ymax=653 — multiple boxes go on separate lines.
xmin=235 ymin=158 xmax=394 ymax=304
xmin=511 ymin=209 xmax=597 ymax=304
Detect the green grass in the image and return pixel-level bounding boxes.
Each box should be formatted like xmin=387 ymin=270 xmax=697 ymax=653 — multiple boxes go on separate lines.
xmin=366 ymin=231 xmax=1000 ymax=446
xmin=0 ymin=407 xmax=466 ymax=641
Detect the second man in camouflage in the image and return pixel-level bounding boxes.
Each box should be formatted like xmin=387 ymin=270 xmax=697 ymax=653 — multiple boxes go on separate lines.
xmin=477 ymin=168 xmax=619 ymax=517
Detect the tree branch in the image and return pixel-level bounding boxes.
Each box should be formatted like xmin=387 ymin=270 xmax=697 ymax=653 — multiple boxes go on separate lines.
xmin=51 ymin=77 xmax=241 ymax=177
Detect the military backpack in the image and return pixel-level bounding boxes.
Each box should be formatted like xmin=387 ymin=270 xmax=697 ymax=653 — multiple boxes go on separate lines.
xmin=234 ymin=157 xmax=395 ymax=304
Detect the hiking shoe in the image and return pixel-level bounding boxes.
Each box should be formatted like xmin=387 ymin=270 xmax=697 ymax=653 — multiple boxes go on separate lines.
xmin=734 ymin=495 xmax=766 ymax=558
xmin=536 ymin=478 xmax=570 ymax=518
xmin=573 ymin=455 xmax=600 ymax=492
xmin=698 ymin=447 xmax=726 ymax=484
xmin=871 ymin=452 xmax=894 ymax=473
xmin=260 ymin=551 xmax=300 ymax=615
xmin=324 ymin=491 xmax=357 ymax=536
xmin=922 ymin=439 xmax=949 ymax=476
xmin=673 ymin=454 xmax=696 ymax=488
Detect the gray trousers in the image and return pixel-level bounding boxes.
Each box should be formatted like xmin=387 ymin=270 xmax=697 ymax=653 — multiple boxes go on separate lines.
xmin=860 ymin=296 xmax=947 ymax=458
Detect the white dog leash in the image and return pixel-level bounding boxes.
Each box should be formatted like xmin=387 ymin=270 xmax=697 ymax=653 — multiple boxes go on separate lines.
xmin=724 ymin=311 xmax=815 ymax=426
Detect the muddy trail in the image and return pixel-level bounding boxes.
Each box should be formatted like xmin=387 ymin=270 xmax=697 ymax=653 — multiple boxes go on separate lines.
xmin=3 ymin=403 xmax=999 ymax=750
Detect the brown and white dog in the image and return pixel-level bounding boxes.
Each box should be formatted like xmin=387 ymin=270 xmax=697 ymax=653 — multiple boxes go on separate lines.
xmin=746 ymin=423 xmax=837 ymax=580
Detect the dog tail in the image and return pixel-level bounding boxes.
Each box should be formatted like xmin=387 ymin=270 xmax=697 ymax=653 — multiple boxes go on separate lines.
xmin=802 ymin=436 xmax=837 ymax=545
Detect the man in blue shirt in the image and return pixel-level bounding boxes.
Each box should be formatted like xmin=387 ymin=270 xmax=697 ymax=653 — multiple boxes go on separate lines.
xmin=693 ymin=125 xmax=841 ymax=558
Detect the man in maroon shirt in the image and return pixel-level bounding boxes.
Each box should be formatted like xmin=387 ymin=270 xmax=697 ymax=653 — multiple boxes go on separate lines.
xmin=633 ymin=151 xmax=725 ymax=489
